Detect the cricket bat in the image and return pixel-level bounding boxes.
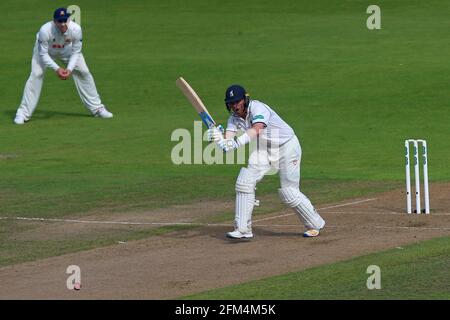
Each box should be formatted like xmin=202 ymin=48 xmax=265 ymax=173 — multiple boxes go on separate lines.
xmin=175 ymin=77 xmax=217 ymax=129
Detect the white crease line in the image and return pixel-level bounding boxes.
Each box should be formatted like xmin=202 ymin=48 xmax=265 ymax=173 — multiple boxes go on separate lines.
xmin=15 ymin=216 xmax=183 ymax=225
xmin=2 ymin=217 xmax=450 ymax=231
xmin=318 ymin=198 xmax=378 ymax=210
xmin=0 ymin=198 xmax=378 ymax=226
xmin=254 ymin=224 xmax=450 ymax=231
xmin=370 ymin=225 xmax=450 ymax=231
xmin=253 ymin=198 xmax=378 ymax=223
xmin=321 ymin=211 xmax=450 ymax=216
xmin=252 ymin=212 xmax=295 ymax=223
xmin=9 ymin=216 xmax=232 ymax=227
xmin=324 ymin=211 xmax=404 ymax=215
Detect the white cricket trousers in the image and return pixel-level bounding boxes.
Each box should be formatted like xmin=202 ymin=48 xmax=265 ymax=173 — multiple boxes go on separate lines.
xmin=16 ymin=44 xmax=105 ymax=120
xmin=248 ymin=135 xmax=303 ymax=189
xmin=234 ymin=135 xmax=325 ymax=231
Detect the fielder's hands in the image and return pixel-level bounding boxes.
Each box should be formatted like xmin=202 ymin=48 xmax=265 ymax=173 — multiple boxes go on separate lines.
xmin=56 ymin=68 xmax=72 ymax=80
xmin=206 ymin=126 xmax=224 ymax=142
xmin=217 ymin=138 xmax=239 ymax=152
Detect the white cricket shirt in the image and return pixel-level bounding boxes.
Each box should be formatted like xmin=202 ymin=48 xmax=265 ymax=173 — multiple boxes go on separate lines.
xmin=226 ymin=100 xmax=295 ymax=146
xmin=35 ymin=21 xmax=82 ymax=71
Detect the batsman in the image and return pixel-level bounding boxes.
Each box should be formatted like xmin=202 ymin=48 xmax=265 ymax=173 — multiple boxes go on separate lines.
xmin=207 ymin=85 xmax=325 ymax=239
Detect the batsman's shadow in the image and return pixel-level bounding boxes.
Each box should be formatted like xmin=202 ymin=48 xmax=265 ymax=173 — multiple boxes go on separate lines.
xmin=253 ymin=228 xmax=303 ymax=238
xmin=206 ymin=227 xmax=302 ymax=242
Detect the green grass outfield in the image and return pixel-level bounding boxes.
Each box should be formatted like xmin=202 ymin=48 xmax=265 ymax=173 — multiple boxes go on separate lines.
xmin=1 ymin=0 xmax=449 ymax=218
xmin=184 ymin=236 xmax=450 ymax=299
xmin=0 ymin=0 xmax=449 ymax=293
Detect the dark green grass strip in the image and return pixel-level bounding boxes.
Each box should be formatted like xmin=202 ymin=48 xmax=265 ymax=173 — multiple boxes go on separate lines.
xmin=0 ymin=223 xmax=195 ymax=267
xmin=184 ymin=236 xmax=450 ymax=300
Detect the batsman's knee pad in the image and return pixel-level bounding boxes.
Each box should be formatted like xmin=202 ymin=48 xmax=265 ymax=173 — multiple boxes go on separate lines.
xmin=278 ymin=187 xmax=325 ymax=230
xmin=278 ymin=187 xmax=303 ymax=207
xmin=235 ymin=168 xmax=256 ymax=194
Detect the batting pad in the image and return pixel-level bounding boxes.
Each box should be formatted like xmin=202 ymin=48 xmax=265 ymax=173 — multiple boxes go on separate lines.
xmin=278 ymin=187 xmax=325 ymax=230
xmin=235 ymin=168 xmax=257 ymax=193
xmin=235 ymin=192 xmax=255 ymax=232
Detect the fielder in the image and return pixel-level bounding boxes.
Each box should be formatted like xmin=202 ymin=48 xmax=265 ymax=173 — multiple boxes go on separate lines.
xmin=14 ymin=8 xmax=113 ymax=124
xmin=207 ymin=85 xmax=325 ymax=239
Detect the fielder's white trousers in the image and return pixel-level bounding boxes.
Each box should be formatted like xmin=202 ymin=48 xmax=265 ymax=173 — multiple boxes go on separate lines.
xmin=16 ymin=45 xmax=105 ymax=120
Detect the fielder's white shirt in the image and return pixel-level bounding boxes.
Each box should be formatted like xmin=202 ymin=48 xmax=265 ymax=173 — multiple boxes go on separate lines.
xmin=36 ymin=21 xmax=82 ymax=72
xmin=226 ymin=100 xmax=295 ymax=146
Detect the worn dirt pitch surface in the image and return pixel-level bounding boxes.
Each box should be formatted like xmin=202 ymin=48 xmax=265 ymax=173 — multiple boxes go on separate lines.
xmin=0 ymin=183 xmax=449 ymax=299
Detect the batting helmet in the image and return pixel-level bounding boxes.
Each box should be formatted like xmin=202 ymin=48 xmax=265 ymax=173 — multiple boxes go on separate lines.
xmin=224 ymin=84 xmax=250 ymax=112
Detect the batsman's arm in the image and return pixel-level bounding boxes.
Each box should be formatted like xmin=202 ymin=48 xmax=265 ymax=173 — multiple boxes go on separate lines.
xmin=235 ymin=123 xmax=266 ymax=146
xmin=249 ymin=123 xmax=266 ymax=137
xmin=218 ymin=123 xmax=265 ymax=152
xmin=225 ymin=130 xmax=236 ymax=139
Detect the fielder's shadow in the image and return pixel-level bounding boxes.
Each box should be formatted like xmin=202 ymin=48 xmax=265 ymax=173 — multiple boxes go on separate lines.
xmin=33 ymin=110 xmax=91 ymax=119
xmin=3 ymin=110 xmax=16 ymax=119
xmin=4 ymin=109 xmax=90 ymax=121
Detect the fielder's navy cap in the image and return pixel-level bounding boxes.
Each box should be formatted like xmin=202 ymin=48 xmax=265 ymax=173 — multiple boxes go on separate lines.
xmin=53 ymin=8 xmax=71 ymax=22
xmin=224 ymin=85 xmax=247 ymax=104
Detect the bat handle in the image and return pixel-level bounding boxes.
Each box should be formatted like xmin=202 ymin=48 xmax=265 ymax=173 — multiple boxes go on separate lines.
xmin=216 ymin=124 xmax=224 ymax=134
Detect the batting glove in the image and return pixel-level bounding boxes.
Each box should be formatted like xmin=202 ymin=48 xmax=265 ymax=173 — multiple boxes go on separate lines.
xmin=206 ymin=125 xmax=224 ymax=142
xmin=217 ymin=138 xmax=239 ymax=152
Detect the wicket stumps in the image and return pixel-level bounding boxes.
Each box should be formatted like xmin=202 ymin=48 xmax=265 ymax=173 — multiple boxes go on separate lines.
xmin=405 ymin=139 xmax=429 ymax=214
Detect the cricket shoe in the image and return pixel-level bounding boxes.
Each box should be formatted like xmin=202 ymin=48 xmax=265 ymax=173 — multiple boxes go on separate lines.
xmin=303 ymin=229 xmax=320 ymax=238
xmin=226 ymin=229 xmax=254 ymax=240
xmin=14 ymin=114 xmax=28 ymax=125
xmin=94 ymin=107 xmax=113 ymax=118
